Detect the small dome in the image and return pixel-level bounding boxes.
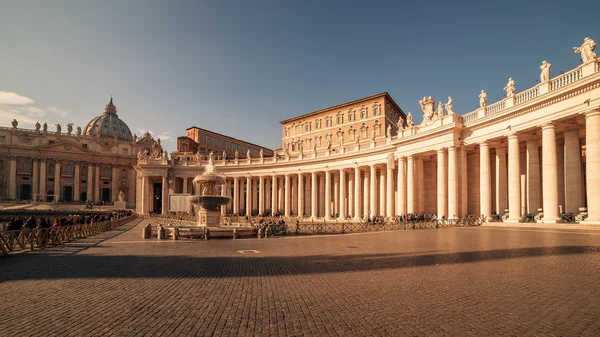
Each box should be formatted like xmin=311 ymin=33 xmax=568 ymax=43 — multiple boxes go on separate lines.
xmin=82 ymin=97 xmax=133 ymax=142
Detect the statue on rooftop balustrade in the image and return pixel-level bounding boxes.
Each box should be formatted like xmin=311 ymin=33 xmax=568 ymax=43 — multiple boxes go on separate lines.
xmin=234 ymin=150 xmax=239 ymax=159
xmin=76 ymin=126 xmax=82 ymax=137
xmin=445 ymin=97 xmax=454 ymax=115
xmin=67 ymin=123 xmax=73 ymax=135
xmin=386 ymin=124 xmax=392 ymax=138
xmin=436 ymin=101 xmax=444 ymax=119
xmin=11 ymin=119 xmax=17 ymax=128
xmin=35 ymin=121 xmax=40 ymax=132
xmin=406 ymin=113 xmax=414 ymax=128
xmin=55 ymin=123 xmax=61 ymax=134
xmin=573 ymin=37 xmax=597 ymax=64
xmin=504 ymin=78 xmax=515 ymax=98
xmin=246 ymin=149 xmax=251 ymax=159
xmin=479 ymin=90 xmax=487 ymax=108
xmin=540 ymin=60 xmax=551 ymax=82
xmin=419 ymin=96 xmax=435 ymax=123
xmin=43 ymin=122 xmax=47 ymax=132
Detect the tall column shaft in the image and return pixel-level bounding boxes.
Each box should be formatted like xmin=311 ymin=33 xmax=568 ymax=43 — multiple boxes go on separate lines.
xmin=339 ymin=170 xmax=346 ymax=219
xmin=221 ymin=180 xmax=227 ymax=215
xmin=448 ymin=146 xmax=458 ymax=219
xmin=8 ymin=157 xmax=16 ymax=199
xmin=585 ymin=110 xmax=600 ymax=221
xmin=73 ymin=163 xmax=80 ymax=201
xmin=32 ymin=159 xmax=39 ymax=197
xmin=407 ymin=156 xmax=415 ymax=213
xmin=348 ymin=175 xmax=354 ymax=218
xmin=324 ymin=171 xmax=331 ymax=219
xmin=459 ymin=147 xmax=468 ymax=217
xmin=417 ymin=158 xmax=425 ymax=213
xmin=284 ymin=174 xmax=291 ymax=217
xmin=246 ymin=177 xmax=252 ymax=215
xmin=333 ymin=175 xmax=339 ymax=216
xmin=437 ymin=149 xmax=447 ymax=218
xmin=564 ymin=131 xmax=583 ymax=213
xmin=495 ymin=147 xmax=508 ymax=214
xmin=39 ymin=160 xmax=47 ymax=200
xmin=369 ymin=165 xmax=376 ymax=217
xmin=86 ymin=163 xmax=92 ymax=202
xmin=386 ymin=161 xmax=393 ymax=217
xmin=480 ymin=142 xmax=491 ymax=218
xmin=259 ymin=176 xmax=265 ymax=215
xmin=354 ymin=168 xmax=361 ymax=220
xmin=271 ymin=176 xmax=277 ymax=215
xmin=363 ymin=172 xmax=370 ymax=217
xmin=507 ymin=134 xmax=521 ymax=221
xmin=54 ymin=162 xmax=61 ymax=202
xmin=541 ymin=124 xmax=560 ymax=221
xmin=162 ymin=176 xmax=168 ymax=214
xmin=397 ymin=157 xmax=406 ymax=215
xmin=526 ymin=141 xmax=541 ymax=213
xmin=311 ymin=172 xmax=317 ymax=218
xmin=379 ymin=168 xmax=385 ymax=216
xmin=112 ymin=166 xmax=118 ymax=202
xmin=141 ymin=176 xmax=147 ymax=213
xmin=297 ymin=174 xmax=304 ymax=217
xmin=233 ymin=177 xmax=239 ymax=214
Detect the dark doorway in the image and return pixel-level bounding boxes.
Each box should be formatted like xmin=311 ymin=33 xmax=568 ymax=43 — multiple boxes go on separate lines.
xmin=63 ymin=186 xmax=73 ymax=202
xmin=19 ymin=184 xmax=31 ymax=200
xmin=80 ymin=191 xmax=87 ymax=201
xmin=47 ymin=191 xmax=54 ymax=202
xmin=153 ymin=183 xmax=162 ymax=213
xmin=101 ymin=188 xmax=111 ymax=203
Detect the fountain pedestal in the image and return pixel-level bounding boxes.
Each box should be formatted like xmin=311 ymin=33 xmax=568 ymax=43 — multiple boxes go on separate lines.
xmin=197 ymin=208 xmax=221 ymax=226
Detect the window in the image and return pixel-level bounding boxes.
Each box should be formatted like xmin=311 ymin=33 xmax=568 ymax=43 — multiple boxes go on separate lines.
xmin=360 ymin=107 xmax=368 ymax=119
xmin=83 ymin=144 xmax=88 ymax=149
xmin=0 ymin=136 xmax=5 ymax=144
xmin=348 ymin=109 xmax=355 ymax=122
xmin=316 ymin=136 xmax=322 ymax=147
xmin=349 ymin=127 xmax=355 ymax=140
xmin=22 ymin=160 xmax=32 ymax=173
xmin=336 ymin=112 xmax=343 ymax=125
xmin=305 ymin=122 xmax=311 ymax=132
xmin=316 ymin=119 xmax=321 ymax=129
xmin=285 ymin=128 xmax=289 ymax=137
xmin=325 ymin=117 xmax=332 ymax=127
xmin=336 ymin=130 xmax=343 ymax=143
xmin=373 ymin=103 xmax=381 ymax=116
xmin=361 ymin=124 xmax=368 ymax=138
xmin=102 ymin=166 xmax=111 ymax=179
xmin=48 ymin=164 xmax=55 ymax=174
xmin=64 ymin=163 xmax=73 ymax=175
xmin=82 ymin=166 xmax=88 ymax=177
xmin=374 ymin=121 xmax=381 ymax=135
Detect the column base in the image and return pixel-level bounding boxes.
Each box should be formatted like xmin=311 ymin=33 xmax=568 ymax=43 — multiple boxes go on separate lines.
xmin=503 ymin=218 xmax=522 ymax=223
xmin=537 ymin=218 xmax=562 ymax=224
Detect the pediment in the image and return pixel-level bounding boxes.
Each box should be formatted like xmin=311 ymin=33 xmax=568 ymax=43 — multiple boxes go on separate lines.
xmin=41 ymin=140 xmax=92 ymax=154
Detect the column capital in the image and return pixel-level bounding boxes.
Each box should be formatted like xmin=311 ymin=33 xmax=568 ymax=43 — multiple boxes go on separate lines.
xmin=540 ymin=122 xmax=556 ymax=130
xmin=436 ymin=148 xmax=446 ymax=154
xmin=479 ymin=141 xmax=489 ymax=148
xmin=583 ymin=107 xmax=600 ymax=118
xmin=507 ymin=133 xmax=519 ymax=140
xmin=447 ymin=146 xmax=456 ymax=152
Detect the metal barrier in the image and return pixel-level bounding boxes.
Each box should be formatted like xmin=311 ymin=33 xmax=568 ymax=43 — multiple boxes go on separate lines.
xmin=0 ymin=215 xmax=138 ymax=257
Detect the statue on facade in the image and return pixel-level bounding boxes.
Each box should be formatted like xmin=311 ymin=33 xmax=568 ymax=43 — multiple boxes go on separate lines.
xmin=436 ymin=101 xmax=445 ymax=119
xmin=326 ymin=135 xmax=332 ymax=150
xmin=222 ymin=150 xmax=227 ymax=160
xmin=137 ymin=150 xmax=143 ymax=160
xmin=43 ymin=122 xmax=48 ymax=132
xmin=195 ymin=150 xmax=201 ymax=162
xmin=161 ymin=150 xmax=167 ymax=160
xmin=76 ymin=126 xmax=82 ymax=137
xmin=67 ymin=123 xmax=73 ymax=135
xmin=209 ymin=151 xmax=214 ymax=162
xmin=386 ymin=124 xmax=392 ymax=138
xmin=11 ymin=119 xmax=18 ymax=128
xmin=479 ymin=90 xmax=487 ymax=108
xmin=118 ymin=190 xmax=125 ymax=202
xmin=55 ymin=123 xmax=61 ymax=134
xmin=259 ymin=148 xmax=264 ymax=158
xmin=540 ymin=60 xmax=551 ymax=82
xmin=573 ymin=37 xmax=597 ymax=64
xmin=419 ymin=96 xmax=436 ymax=123
xmin=246 ymin=149 xmax=251 ymax=159
xmin=445 ymin=97 xmax=454 ymax=115
xmin=504 ymin=78 xmax=515 ymax=98
xmin=339 ymin=135 xmax=344 ymax=148
xmin=406 ymin=112 xmax=414 ymax=128
xmin=312 ymin=140 xmax=317 ymax=153
xmin=35 ymin=121 xmax=40 ymax=132
xmin=234 ymin=150 xmax=239 ymax=159
xmin=355 ymin=134 xmax=360 ymax=144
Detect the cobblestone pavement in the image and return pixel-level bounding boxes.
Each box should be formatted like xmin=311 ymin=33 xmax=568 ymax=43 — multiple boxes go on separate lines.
xmin=1 ymin=220 xmax=599 ymax=337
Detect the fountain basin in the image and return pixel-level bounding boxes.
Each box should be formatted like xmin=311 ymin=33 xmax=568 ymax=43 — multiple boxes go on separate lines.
xmin=188 ymin=195 xmax=231 ymax=212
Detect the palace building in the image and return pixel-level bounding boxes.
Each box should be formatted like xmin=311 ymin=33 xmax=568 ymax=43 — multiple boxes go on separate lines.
xmin=135 ymin=37 xmax=600 ymax=224
xmin=0 ymin=97 xmax=162 ymax=205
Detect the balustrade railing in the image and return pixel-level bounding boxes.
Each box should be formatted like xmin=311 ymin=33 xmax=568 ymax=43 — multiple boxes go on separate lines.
xmin=0 ymin=215 xmax=138 ymax=257
xmin=515 ymin=85 xmax=539 ymax=105
xmin=485 ymin=100 xmax=506 ymax=116
xmin=550 ymin=67 xmax=582 ymax=90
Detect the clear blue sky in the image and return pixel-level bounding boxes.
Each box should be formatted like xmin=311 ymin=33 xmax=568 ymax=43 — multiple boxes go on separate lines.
xmin=0 ymin=0 xmax=598 ymax=152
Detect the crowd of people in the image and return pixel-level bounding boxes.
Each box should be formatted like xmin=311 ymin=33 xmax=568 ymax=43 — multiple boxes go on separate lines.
xmin=1 ymin=211 xmax=133 ymax=232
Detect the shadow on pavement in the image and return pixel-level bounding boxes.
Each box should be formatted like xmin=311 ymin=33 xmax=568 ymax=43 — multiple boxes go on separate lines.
xmin=1 ymin=245 xmax=598 ymax=282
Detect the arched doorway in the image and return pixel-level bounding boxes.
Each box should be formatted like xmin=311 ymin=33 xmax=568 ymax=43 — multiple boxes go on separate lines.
xmin=63 ymin=186 xmax=73 ymax=202
xmin=19 ymin=184 xmax=31 ymax=200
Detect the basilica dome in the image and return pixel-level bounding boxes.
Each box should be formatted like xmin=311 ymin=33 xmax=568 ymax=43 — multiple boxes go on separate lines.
xmin=82 ymin=97 xmax=133 ymax=142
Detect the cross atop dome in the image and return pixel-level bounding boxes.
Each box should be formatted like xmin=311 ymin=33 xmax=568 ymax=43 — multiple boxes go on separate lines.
xmin=104 ymin=96 xmax=117 ymax=115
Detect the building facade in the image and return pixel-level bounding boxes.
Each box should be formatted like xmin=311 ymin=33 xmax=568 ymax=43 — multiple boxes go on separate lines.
xmin=0 ymin=97 xmax=161 ymax=206
xmin=135 ymin=38 xmax=600 ymax=224
xmin=177 ymin=126 xmax=274 ymax=160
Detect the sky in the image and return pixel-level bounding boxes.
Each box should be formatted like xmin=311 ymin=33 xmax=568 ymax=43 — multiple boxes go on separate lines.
xmin=0 ymin=0 xmax=598 ymax=152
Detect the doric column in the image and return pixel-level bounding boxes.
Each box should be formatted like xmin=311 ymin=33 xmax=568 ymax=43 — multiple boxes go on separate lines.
xmin=333 ymin=174 xmax=339 ymax=216
xmin=437 ymin=149 xmax=447 ymax=218
xmin=310 ymin=172 xmax=317 ymax=218
xmin=407 ymin=155 xmax=415 ymax=213
xmin=526 ymin=140 xmax=541 ymax=213
xmin=246 ymin=176 xmax=252 ymax=216
xmin=8 ymin=157 xmax=16 ymax=199
xmin=271 ymin=175 xmax=277 ymax=215
xmin=507 ymin=133 xmax=522 ymax=221
xmin=318 ymin=175 xmax=324 ymax=216
xmin=324 ymin=170 xmax=331 ymax=219
xmin=141 ymin=176 xmax=147 ymax=213
xmin=258 ymin=176 xmax=265 ymax=216
xmin=182 ymin=177 xmax=188 ymax=194
xmin=448 ymin=146 xmax=458 ymax=219
xmin=386 ymin=159 xmax=394 ymax=217
xmin=112 ymin=166 xmax=118 ymax=202
xmin=252 ymin=178 xmax=258 ymax=211
xmin=297 ymin=173 xmax=304 ymax=217
xmin=233 ymin=177 xmax=239 ymax=214
xmin=417 ymin=158 xmax=424 ymax=213
xmin=585 ymin=109 xmax=600 ymax=221
xmin=162 ymin=176 xmax=168 ymax=214
xmin=86 ymin=163 xmax=92 ymax=202
xmin=397 ymin=156 xmax=406 ymax=215
xmin=339 ymin=169 xmax=346 ymax=219
xmin=54 ymin=162 xmax=61 ymax=202
xmin=480 ymin=142 xmax=492 ymax=219
xmin=265 ymin=179 xmax=271 ymax=212
xmin=564 ymin=130 xmax=584 ymax=213
xmin=221 ymin=180 xmax=227 ymax=215
xmin=32 ymin=159 xmax=39 ymax=198
xmin=363 ymin=170 xmax=370 ymax=217
xmin=348 ymin=174 xmax=354 ymax=218
xmin=369 ymin=165 xmax=376 ymax=217
xmin=284 ymin=174 xmax=291 ymax=217
xmin=495 ymin=147 xmax=508 ymax=214
xmin=541 ymin=123 xmax=560 ymax=222
xmin=73 ymin=163 xmax=80 ymax=201
xmin=354 ymin=167 xmax=361 ymax=220
xmin=379 ymin=168 xmax=385 ymax=216
xmin=459 ymin=147 xmax=468 ymax=217
xmin=39 ymin=159 xmax=47 ymax=200
xmin=291 ymin=176 xmax=296 ymax=215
